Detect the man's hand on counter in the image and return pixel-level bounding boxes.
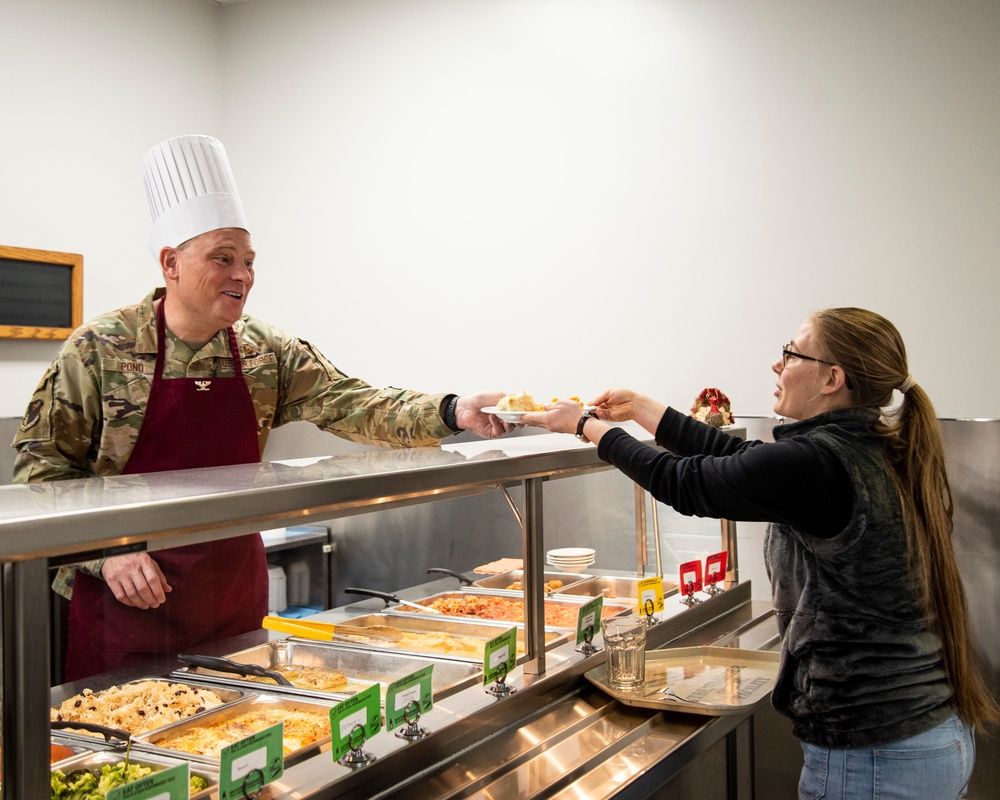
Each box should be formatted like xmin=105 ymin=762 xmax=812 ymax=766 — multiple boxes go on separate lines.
xmin=101 ymin=553 xmax=173 ymax=609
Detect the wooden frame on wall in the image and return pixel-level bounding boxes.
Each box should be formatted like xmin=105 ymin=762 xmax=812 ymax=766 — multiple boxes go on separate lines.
xmin=0 ymin=245 xmax=83 ymax=340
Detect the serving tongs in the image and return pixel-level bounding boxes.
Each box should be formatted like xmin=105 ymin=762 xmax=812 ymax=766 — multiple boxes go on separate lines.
xmin=426 ymin=567 xmax=474 ymax=585
xmin=51 ymin=720 xmax=133 ymax=749
xmin=177 ymin=653 xmax=294 ymax=686
xmin=51 ymin=721 xmax=137 ymax=784
xmin=345 ymin=587 xmax=442 ymax=614
xmin=261 ymin=614 xmax=404 ymax=642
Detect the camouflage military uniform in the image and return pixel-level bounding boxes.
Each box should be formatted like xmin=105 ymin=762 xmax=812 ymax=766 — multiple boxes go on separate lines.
xmin=12 ymin=288 xmax=455 ymax=597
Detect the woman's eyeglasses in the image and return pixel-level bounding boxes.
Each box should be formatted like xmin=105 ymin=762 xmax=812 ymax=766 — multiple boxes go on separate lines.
xmin=781 ymin=344 xmax=836 ymax=368
xmin=781 ymin=344 xmax=854 ymax=389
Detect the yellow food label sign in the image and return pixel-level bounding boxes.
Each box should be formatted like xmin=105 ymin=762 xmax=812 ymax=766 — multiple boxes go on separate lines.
xmin=637 ymin=576 xmax=664 ymax=615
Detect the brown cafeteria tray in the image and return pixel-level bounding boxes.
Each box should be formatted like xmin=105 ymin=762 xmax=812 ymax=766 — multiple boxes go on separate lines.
xmin=331 ymin=613 xmax=569 ymax=662
xmin=51 ymin=747 xmax=218 ymax=799
xmin=137 ymin=693 xmax=336 ymax=766
xmin=553 ymin=575 xmax=679 ymax=603
xmin=386 ymin=590 xmax=630 ymax=629
xmin=585 ymin=646 xmax=780 ymax=716
xmin=171 ymin=639 xmax=482 ymax=702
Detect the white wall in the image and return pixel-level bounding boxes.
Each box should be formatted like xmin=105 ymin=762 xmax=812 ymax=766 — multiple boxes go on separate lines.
xmin=2 ymin=0 xmax=998 ymax=426
xmin=1 ymin=0 xmax=223 ymax=411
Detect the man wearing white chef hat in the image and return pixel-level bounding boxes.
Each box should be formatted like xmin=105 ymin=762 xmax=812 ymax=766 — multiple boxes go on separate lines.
xmin=13 ymin=134 xmax=512 ymax=681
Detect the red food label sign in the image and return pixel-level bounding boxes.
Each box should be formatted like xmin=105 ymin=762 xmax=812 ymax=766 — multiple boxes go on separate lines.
xmin=705 ymin=551 xmax=728 ymax=585
xmin=679 ymin=559 xmax=703 ymax=595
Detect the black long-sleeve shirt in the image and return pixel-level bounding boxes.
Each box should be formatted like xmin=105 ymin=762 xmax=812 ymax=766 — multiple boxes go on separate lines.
xmin=596 ymin=407 xmax=852 ymax=537
xmin=599 ymin=406 xmax=954 ymax=748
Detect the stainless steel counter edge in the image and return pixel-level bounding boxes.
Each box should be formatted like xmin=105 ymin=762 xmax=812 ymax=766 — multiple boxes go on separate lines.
xmin=0 ymin=427 xmax=661 ymax=561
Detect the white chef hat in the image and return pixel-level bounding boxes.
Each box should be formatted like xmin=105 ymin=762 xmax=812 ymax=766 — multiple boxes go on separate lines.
xmin=142 ymin=134 xmax=248 ymax=258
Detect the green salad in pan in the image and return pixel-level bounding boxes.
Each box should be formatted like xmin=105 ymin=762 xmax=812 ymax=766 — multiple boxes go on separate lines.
xmin=50 ymin=762 xmax=208 ymax=799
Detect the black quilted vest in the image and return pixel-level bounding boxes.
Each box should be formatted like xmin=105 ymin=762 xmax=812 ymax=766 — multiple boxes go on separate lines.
xmin=765 ymin=408 xmax=955 ymax=748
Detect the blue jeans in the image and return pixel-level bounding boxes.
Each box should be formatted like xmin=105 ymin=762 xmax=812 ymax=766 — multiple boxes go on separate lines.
xmin=798 ymin=715 xmax=975 ymax=800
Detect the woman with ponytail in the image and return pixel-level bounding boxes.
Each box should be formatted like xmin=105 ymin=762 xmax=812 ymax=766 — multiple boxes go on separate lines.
xmin=523 ymin=307 xmax=997 ymax=800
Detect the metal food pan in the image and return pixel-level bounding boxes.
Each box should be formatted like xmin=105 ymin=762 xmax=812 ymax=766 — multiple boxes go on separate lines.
xmin=172 ymin=639 xmax=482 ymax=702
xmin=472 ymin=569 xmax=593 ymax=594
xmin=51 ymin=747 xmax=218 ymax=799
xmin=137 ymin=693 xmax=335 ymax=766
xmin=50 ymin=678 xmax=249 ymax=742
xmin=385 ymin=590 xmax=630 ymax=630
xmin=332 ymin=613 xmax=570 ymax=662
xmin=552 ymin=575 xmax=679 ymax=603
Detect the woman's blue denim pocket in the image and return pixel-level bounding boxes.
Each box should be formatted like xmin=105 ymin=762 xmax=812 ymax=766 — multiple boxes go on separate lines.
xmin=797 ymin=715 xmax=974 ymax=800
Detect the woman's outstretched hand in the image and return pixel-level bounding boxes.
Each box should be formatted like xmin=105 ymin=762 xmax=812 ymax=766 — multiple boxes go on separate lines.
xmin=590 ymin=388 xmax=639 ymax=422
xmin=520 ymin=400 xmax=586 ymax=434
xmin=521 ymin=389 xmax=664 ymax=443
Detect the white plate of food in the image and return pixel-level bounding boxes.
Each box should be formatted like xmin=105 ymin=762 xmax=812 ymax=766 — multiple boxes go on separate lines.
xmin=482 ymin=404 xmax=595 ymax=423
xmin=481 ymin=406 xmax=532 ymax=422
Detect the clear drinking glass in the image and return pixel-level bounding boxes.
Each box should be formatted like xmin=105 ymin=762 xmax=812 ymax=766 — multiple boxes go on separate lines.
xmin=602 ymin=616 xmax=647 ymax=690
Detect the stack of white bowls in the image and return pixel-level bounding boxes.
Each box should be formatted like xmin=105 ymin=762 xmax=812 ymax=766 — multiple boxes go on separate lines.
xmin=546 ymin=547 xmax=596 ymax=573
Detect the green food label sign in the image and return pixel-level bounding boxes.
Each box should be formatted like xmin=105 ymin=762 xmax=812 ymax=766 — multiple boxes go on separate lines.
xmin=330 ymin=682 xmax=382 ymax=760
xmin=218 ymin=722 xmax=284 ymax=800
xmin=576 ymin=595 xmax=604 ymax=644
xmin=483 ymin=626 xmax=517 ymax=684
xmin=105 ymin=763 xmax=189 ymax=800
xmin=385 ymin=665 xmax=434 ymax=730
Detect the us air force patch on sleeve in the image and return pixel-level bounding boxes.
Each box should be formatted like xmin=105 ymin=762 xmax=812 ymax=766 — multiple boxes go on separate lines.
xmin=19 ymin=399 xmax=44 ymax=432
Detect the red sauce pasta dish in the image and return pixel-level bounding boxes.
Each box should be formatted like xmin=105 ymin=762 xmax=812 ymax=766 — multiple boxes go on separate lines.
xmin=420 ymin=594 xmax=624 ymax=628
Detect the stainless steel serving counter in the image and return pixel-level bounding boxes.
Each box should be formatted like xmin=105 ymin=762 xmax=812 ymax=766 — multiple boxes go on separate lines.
xmin=44 ymin=578 xmax=779 ymax=800
xmin=265 ymin=579 xmax=779 ymax=800
xmin=1 ymin=423 xmax=769 ymax=798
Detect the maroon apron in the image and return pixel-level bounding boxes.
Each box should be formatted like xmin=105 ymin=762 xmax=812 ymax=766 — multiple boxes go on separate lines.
xmin=65 ymin=301 xmax=267 ymax=681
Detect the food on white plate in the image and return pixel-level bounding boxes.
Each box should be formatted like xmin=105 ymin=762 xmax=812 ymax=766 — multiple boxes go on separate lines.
xmin=496 ymin=392 xmax=542 ymax=412
xmin=496 ymin=393 xmax=583 ymax=413
xmin=51 ymin=680 xmax=225 ymax=736
xmin=690 ymin=387 xmax=733 ymax=427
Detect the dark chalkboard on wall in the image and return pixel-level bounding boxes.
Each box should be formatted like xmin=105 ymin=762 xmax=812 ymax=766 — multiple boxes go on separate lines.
xmin=0 ymin=245 xmax=83 ymax=339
